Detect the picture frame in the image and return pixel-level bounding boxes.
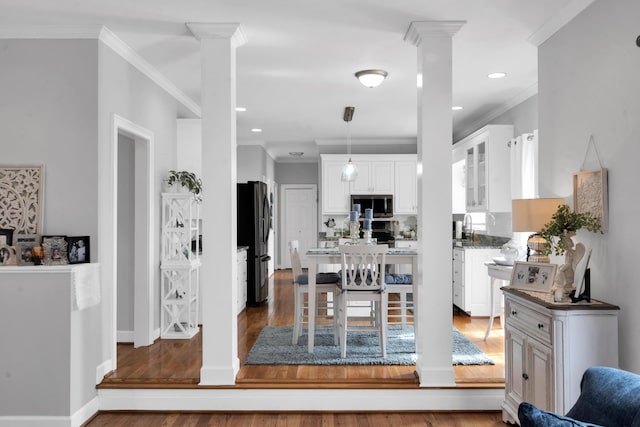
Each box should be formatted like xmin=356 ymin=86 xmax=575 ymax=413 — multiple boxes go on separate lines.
xmin=0 ymin=228 xmax=14 ymax=246
xmin=16 ymin=242 xmax=43 ymax=266
xmin=573 ymin=168 xmax=608 ymax=231
xmin=42 ymin=236 xmax=69 ymax=265
xmin=510 ymin=261 xmax=557 ymax=292
xmin=14 ymin=234 xmax=39 ymax=244
xmin=0 ymin=245 xmax=18 ymax=266
xmin=67 ymin=236 xmax=90 ymax=264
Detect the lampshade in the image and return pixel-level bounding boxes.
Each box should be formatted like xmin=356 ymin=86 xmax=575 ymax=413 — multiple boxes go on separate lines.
xmin=512 ymin=198 xmax=564 ymax=263
xmin=512 ymin=198 xmax=565 ymax=232
xmin=355 ymin=69 xmax=388 ymax=88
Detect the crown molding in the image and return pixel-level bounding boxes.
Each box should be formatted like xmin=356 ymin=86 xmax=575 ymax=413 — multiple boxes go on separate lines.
xmin=315 ymin=137 xmax=417 ymax=146
xmin=453 ymin=83 xmax=538 ymax=143
xmin=0 ymin=24 xmax=201 ymax=118
xmin=528 ymin=0 xmax=597 ymax=46
xmin=404 ymin=21 xmax=466 ymax=46
xmin=98 ymin=27 xmax=201 ymax=117
xmin=186 ymin=23 xmax=247 ymax=48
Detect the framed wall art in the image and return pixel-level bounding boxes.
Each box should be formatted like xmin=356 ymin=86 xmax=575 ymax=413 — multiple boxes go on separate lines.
xmin=0 ymin=165 xmax=45 ymax=235
xmin=510 ymin=261 xmax=557 ymax=292
xmin=573 ymin=168 xmax=608 ymax=231
xmin=67 ymin=236 xmax=90 ymax=264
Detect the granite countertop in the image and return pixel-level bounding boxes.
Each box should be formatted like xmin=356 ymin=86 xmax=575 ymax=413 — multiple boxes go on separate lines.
xmin=453 ymin=235 xmax=509 ymax=249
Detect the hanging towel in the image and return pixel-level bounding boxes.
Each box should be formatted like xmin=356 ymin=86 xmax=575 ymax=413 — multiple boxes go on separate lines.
xmin=72 ymin=263 xmax=101 ymax=310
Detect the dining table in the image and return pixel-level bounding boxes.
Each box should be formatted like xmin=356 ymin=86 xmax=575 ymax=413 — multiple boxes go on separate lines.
xmin=305 ymin=246 xmax=418 ymax=353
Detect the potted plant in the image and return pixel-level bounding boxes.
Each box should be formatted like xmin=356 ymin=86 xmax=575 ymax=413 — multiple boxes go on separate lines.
xmin=539 ymin=204 xmax=602 ymax=293
xmin=165 ymin=170 xmax=203 ymax=201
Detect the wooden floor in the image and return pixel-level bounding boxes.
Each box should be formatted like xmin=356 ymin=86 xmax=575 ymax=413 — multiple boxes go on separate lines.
xmin=99 ymin=269 xmax=504 ymax=389
xmin=85 ymin=410 xmax=506 ymax=426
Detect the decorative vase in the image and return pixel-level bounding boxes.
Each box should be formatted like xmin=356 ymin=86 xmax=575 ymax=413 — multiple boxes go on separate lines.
xmin=349 ymin=220 xmax=360 ymax=244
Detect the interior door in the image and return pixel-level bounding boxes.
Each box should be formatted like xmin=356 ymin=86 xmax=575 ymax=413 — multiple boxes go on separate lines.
xmin=282 ymin=185 xmax=317 ymax=268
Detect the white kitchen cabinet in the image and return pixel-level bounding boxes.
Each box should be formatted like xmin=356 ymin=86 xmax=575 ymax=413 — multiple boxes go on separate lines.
xmin=160 ymin=193 xmax=201 ymax=339
xmin=394 ymin=157 xmax=417 ymax=214
xmin=236 ymin=248 xmax=247 ymax=314
xmin=453 ymin=124 xmax=513 ymax=212
xmin=501 ymin=288 xmax=620 ymax=424
xmin=320 ymin=155 xmax=351 ymax=214
xmin=452 ymin=246 xmax=501 ymax=317
xmin=350 ymin=158 xmax=394 ymax=194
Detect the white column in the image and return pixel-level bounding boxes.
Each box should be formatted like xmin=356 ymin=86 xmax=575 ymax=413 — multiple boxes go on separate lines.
xmin=404 ymin=21 xmax=465 ymax=387
xmin=187 ymin=23 xmax=246 ymax=385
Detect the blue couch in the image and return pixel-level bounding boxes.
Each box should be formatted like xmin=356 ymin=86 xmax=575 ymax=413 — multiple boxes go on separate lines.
xmin=518 ymin=366 xmax=640 ymax=426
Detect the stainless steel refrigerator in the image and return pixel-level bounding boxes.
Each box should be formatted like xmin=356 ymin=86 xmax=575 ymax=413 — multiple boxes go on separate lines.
xmin=237 ymin=181 xmax=270 ymax=306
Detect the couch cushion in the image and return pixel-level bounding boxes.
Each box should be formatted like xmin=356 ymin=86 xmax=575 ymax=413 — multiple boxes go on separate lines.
xmin=296 ymin=272 xmax=339 ymax=285
xmin=518 ymin=402 xmax=603 ymax=427
xmin=565 ymin=366 xmax=640 ymax=427
xmin=385 ymin=273 xmax=413 ymax=284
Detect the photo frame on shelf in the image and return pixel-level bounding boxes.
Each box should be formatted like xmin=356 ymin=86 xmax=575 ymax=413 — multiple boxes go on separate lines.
xmin=42 ymin=236 xmax=69 ymax=265
xmin=0 ymin=228 xmax=14 ymax=246
xmin=573 ymin=168 xmax=608 ymax=231
xmin=0 ymin=245 xmax=17 ymax=266
xmin=16 ymin=242 xmax=43 ymax=266
xmin=67 ymin=236 xmax=90 ymax=264
xmin=510 ymin=261 xmax=557 ymax=292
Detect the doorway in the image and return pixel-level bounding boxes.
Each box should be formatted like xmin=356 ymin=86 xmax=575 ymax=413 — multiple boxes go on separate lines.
xmin=110 ymin=115 xmax=155 ymax=355
xmin=280 ymin=184 xmax=317 ymax=268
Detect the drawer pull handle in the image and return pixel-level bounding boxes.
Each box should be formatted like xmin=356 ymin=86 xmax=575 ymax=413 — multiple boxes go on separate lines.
xmin=511 ymin=310 xmax=517 ymax=316
xmin=538 ymin=323 xmax=544 ymax=329
xmin=522 ymin=373 xmax=529 ymax=380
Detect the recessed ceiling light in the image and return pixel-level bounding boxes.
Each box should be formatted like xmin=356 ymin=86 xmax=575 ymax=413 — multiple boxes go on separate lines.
xmin=452 ymin=106 xmax=463 ymax=111
xmin=236 ymin=107 xmax=247 ymax=112
xmin=488 ymin=72 xmax=507 ymax=79
xmin=251 ymin=128 xmax=262 ymax=133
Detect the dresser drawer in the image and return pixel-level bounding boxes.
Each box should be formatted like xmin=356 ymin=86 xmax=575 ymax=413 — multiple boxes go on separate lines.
xmin=505 ymin=298 xmax=552 ymax=345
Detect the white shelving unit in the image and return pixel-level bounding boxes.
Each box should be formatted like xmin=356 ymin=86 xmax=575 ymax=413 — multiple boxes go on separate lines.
xmin=160 ymin=193 xmax=201 ymax=339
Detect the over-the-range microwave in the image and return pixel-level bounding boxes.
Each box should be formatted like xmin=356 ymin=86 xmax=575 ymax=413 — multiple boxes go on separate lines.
xmin=350 ymin=194 xmax=393 ymax=218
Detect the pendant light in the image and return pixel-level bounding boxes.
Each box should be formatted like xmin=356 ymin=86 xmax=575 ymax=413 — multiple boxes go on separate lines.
xmin=341 ymin=106 xmax=358 ymax=182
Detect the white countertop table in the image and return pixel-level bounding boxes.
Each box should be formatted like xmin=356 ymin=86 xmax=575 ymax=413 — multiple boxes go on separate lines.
xmin=305 ymin=247 xmax=418 ymax=353
xmin=484 ymin=261 xmax=513 ymax=340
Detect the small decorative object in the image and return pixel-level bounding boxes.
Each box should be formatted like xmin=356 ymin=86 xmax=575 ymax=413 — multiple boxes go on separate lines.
xmin=0 ymin=165 xmax=44 ymax=235
xmin=67 ymin=236 xmax=90 ymax=264
xmin=0 ymin=245 xmax=17 ymax=266
xmin=0 ymin=228 xmax=14 ymax=246
xmin=510 ymin=261 xmax=557 ymax=292
xmin=569 ymin=248 xmax=592 ymax=303
xmin=349 ymin=219 xmax=360 ymax=244
xmin=165 ymin=170 xmax=202 ymax=201
xmin=42 ymin=236 xmax=69 ymax=265
xmin=16 ymin=242 xmax=42 ymax=265
xmin=364 ymin=208 xmax=373 ymax=219
xmin=539 ymin=204 xmax=602 ymax=297
xmin=352 ymin=204 xmax=361 ymax=215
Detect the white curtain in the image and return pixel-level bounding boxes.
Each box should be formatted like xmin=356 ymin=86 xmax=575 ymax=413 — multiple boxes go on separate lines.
xmin=510 ymin=130 xmax=539 ymax=199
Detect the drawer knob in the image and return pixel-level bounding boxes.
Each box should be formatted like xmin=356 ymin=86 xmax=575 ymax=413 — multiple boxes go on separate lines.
xmin=538 ymin=323 xmax=544 ymax=329
xmin=522 ymin=373 xmax=529 ymax=380
xmin=511 ymin=310 xmax=517 ymax=316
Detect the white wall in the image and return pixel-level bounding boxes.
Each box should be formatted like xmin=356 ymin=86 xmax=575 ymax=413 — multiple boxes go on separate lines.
xmin=237 ymin=145 xmax=275 ymax=183
xmin=275 ymin=162 xmax=318 ymax=184
xmin=538 ymin=0 xmax=640 ymax=372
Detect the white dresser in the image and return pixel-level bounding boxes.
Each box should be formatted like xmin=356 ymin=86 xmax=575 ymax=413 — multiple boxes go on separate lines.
xmin=501 ymin=287 xmax=619 ymax=424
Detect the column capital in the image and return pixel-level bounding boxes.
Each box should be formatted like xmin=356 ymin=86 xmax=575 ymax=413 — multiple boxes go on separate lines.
xmin=404 ymin=21 xmax=466 ymax=46
xmin=186 ymin=23 xmax=247 ymax=47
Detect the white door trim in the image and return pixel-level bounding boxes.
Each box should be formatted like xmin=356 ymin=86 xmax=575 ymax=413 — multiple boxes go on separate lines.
xmin=106 ymin=115 xmax=155 ymax=357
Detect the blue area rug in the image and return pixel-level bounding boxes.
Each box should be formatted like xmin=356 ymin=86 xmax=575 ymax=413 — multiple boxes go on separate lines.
xmin=244 ymin=325 xmax=494 ymax=366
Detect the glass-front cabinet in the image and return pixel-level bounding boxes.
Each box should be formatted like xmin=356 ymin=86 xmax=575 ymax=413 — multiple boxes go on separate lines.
xmin=466 ymin=140 xmax=487 ymax=211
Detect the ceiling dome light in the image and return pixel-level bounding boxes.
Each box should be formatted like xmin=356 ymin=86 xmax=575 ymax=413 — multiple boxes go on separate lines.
xmin=251 ymin=128 xmax=262 ymax=133
xmin=452 ymin=106 xmax=463 ymax=111
xmin=235 ymin=107 xmax=247 ymax=112
xmin=488 ymin=72 xmax=507 ymax=79
xmin=355 ymin=69 xmax=388 ymax=88
xmin=289 ymin=152 xmax=304 ymax=157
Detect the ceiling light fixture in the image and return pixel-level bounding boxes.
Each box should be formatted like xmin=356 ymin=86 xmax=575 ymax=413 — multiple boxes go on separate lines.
xmin=355 ymin=69 xmax=388 ymax=88
xmin=488 ymin=72 xmax=507 ymax=79
xmin=251 ymin=128 xmax=262 ymax=133
xmin=289 ymin=152 xmax=304 ymax=157
xmin=341 ymin=106 xmax=358 ymax=182
xmin=452 ymin=106 xmax=463 ymax=111
xmin=236 ymin=107 xmax=247 ymax=112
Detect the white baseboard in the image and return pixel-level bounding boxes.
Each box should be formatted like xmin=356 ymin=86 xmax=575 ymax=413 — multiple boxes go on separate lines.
xmin=117 ymin=330 xmax=134 ymax=343
xmin=97 ymin=388 xmax=503 ymax=412
xmin=0 ymin=396 xmax=100 ymax=427
xmin=96 ymin=358 xmax=114 ymax=385
xmin=71 ymin=396 xmax=100 ymax=427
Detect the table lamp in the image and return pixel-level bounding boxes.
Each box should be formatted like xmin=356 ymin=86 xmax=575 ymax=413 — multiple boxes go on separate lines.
xmin=512 ymin=198 xmax=564 ymax=263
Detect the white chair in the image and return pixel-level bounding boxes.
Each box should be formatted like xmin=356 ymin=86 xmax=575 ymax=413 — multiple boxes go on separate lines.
xmin=386 ymin=274 xmax=414 ymax=328
xmin=289 ymin=240 xmax=340 ymax=345
xmin=337 ymin=244 xmax=389 ymax=358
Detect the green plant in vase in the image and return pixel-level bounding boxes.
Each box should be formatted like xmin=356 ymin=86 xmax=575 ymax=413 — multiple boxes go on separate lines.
xmin=539 ymin=204 xmax=602 ymax=294
xmin=166 ymin=170 xmax=203 ymax=202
